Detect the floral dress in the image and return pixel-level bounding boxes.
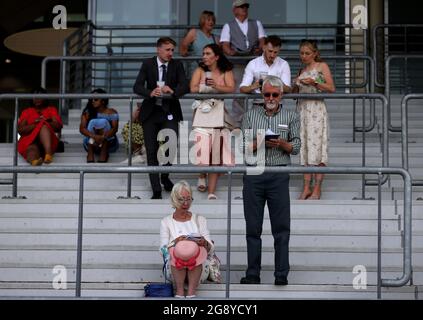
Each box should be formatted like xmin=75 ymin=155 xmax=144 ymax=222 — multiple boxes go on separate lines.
xmin=296 ymin=67 xmax=329 ymax=166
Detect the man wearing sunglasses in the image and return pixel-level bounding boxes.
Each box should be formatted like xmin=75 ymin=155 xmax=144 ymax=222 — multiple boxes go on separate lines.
xmin=220 ymin=0 xmax=266 ymax=128
xmin=240 ymin=75 xmax=301 ymax=286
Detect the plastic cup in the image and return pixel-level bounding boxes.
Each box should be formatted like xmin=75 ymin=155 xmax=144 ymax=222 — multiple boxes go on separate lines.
xmin=205 ymin=72 xmax=212 ymax=86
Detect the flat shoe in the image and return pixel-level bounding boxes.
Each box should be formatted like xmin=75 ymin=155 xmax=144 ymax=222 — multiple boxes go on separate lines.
xmin=207 ymin=193 xmax=217 ymax=200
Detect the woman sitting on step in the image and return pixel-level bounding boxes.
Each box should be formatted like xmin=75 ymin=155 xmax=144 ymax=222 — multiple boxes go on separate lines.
xmin=79 ymin=88 xmax=119 ymax=163
xmin=17 ymin=87 xmax=63 ymax=166
xmin=160 ymin=181 xmax=214 ymax=298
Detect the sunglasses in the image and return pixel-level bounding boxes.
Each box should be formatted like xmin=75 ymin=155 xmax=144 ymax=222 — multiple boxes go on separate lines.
xmin=263 ymin=92 xmax=280 ymax=98
xmin=237 ymin=4 xmax=250 ymax=9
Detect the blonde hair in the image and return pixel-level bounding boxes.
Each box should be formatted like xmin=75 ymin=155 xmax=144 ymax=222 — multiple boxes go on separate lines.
xmin=300 ymin=39 xmax=322 ymax=62
xmin=199 ymin=10 xmax=216 ymax=28
xmin=170 ymin=180 xmax=193 ymax=209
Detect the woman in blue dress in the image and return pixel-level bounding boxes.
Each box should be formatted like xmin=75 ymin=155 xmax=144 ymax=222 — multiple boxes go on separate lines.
xmin=79 ymin=88 xmax=119 ymax=163
xmin=180 ymin=11 xmax=220 ymax=77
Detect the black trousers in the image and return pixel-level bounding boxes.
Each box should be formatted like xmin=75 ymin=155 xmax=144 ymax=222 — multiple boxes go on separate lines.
xmin=142 ymin=109 xmax=179 ymax=193
xmin=242 ymin=172 xmax=291 ymax=279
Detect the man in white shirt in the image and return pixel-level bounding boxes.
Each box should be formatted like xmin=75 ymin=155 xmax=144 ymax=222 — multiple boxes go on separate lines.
xmin=240 ymin=35 xmax=292 ymax=106
xmin=220 ymin=0 xmax=266 ymax=128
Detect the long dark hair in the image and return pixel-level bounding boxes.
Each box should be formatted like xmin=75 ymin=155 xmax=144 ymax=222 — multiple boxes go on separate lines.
xmin=199 ymin=43 xmax=233 ymax=72
xmin=82 ymin=88 xmax=109 ymax=120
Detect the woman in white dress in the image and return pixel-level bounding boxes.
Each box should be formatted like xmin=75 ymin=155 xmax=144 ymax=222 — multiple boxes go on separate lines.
xmin=160 ymin=181 xmax=214 ymax=298
xmin=293 ymin=40 xmax=335 ymax=200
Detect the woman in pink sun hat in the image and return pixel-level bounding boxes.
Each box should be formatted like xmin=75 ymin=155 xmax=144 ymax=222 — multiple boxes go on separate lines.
xmin=160 ymin=181 xmax=214 ymax=298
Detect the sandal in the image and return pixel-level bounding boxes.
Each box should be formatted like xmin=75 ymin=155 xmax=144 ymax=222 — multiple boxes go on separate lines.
xmin=30 ymin=158 xmax=43 ymax=166
xmin=207 ymin=193 xmax=217 ymax=200
xmin=43 ymin=154 xmax=53 ymax=164
xmin=197 ymin=176 xmax=207 ymax=192
xmin=298 ymin=191 xmax=312 ymax=200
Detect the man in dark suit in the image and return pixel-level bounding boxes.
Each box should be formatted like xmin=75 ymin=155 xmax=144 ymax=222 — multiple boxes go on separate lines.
xmin=133 ymin=37 xmax=189 ymax=199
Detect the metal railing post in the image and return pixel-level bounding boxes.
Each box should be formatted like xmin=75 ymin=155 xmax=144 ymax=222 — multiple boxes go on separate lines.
xmin=60 ymin=42 xmax=68 ymax=124
xmin=127 ymin=97 xmax=133 ymax=198
xmin=12 ymin=98 xmax=18 ymax=198
xmin=225 ymin=171 xmax=233 ymax=299
xmin=377 ymin=172 xmax=382 ymax=299
xmin=76 ymin=171 xmax=85 ymax=297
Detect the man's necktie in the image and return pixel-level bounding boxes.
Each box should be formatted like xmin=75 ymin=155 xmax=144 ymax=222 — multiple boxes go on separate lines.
xmin=159 ymin=64 xmax=169 ymax=113
xmin=161 ymin=64 xmax=167 ymax=83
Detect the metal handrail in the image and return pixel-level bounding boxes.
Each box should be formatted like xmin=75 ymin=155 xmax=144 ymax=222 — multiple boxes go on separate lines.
xmin=0 ymin=92 xmax=389 ymax=199
xmin=401 ymin=94 xmax=423 ymax=186
xmin=385 ymin=55 xmax=423 ymax=132
xmin=94 ymin=23 xmax=364 ymax=30
xmin=41 ymin=54 xmax=375 ymax=91
xmin=0 ymin=165 xmax=412 ymax=300
xmin=41 ymin=55 xmax=377 ymax=135
xmin=372 ymin=24 xmax=423 ymax=88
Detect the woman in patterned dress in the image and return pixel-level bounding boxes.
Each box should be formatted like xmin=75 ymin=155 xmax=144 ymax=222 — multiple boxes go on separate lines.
xmin=293 ymin=40 xmax=335 ymax=200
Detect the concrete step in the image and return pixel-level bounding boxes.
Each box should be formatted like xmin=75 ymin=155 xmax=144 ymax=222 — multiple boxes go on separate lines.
xmin=0 ymin=282 xmax=418 ymax=299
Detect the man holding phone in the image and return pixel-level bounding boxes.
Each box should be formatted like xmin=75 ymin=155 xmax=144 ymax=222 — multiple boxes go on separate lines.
xmin=240 ymin=75 xmax=300 ymax=286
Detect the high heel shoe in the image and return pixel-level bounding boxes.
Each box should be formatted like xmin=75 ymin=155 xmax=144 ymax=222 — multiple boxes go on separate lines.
xmin=197 ymin=176 xmax=207 ymax=192
xmin=308 ymin=191 xmax=321 ymax=200
xmin=298 ymin=191 xmax=312 ymax=200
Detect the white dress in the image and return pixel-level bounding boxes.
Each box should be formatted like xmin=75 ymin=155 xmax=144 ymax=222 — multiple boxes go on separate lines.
xmin=296 ymin=67 xmax=329 ymax=166
xmin=160 ymin=213 xmax=214 ymax=282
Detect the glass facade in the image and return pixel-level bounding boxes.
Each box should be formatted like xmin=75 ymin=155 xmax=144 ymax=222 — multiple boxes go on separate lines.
xmin=91 ymin=0 xmax=347 ymax=92
xmin=94 ymin=0 xmax=344 ymax=26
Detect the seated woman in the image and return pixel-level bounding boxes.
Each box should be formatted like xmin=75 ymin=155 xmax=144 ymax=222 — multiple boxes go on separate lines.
xmin=17 ymin=87 xmax=63 ymax=165
xmin=79 ymin=88 xmax=119 ymax=162
xmin=190 ymin=43 xmax=235 ymax=200
xmin=160 ymin=181 xmax=214 ymax=298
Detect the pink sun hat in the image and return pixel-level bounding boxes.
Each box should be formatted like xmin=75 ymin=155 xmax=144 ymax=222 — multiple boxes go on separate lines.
xmin=169 ymin=240 xmax=208 ymax=270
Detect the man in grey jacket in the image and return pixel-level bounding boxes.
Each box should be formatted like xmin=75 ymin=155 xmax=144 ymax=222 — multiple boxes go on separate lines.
xmin=220 ymin=0 xmax=266 ymax=128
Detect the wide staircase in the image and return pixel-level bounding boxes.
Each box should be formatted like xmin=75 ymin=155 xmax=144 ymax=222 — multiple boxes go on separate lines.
xmin=0 ymin=96 xmax=422 ymax=299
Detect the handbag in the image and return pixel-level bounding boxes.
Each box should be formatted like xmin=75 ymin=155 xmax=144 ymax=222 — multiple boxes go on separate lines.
xmin=193 ymin=215 xmax=221 ymax=283
xmin=207 ymin=246 xmax=222 ymax=283
xmin=192 ymin=99 xmax=225 ymax=128
xmin=144 ymin=250 xmax=174 ymax=297
xmin=144 ymin=282 xmax=173 ymax=297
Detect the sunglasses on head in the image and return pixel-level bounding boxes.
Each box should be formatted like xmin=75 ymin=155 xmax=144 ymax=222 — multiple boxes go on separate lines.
xmin=263 ymin=92 xmax=280 ymax=98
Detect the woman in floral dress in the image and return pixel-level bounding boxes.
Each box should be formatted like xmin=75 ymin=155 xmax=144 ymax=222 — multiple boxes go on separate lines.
xmin=293 ymin=40 xmax=335 ymax=200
